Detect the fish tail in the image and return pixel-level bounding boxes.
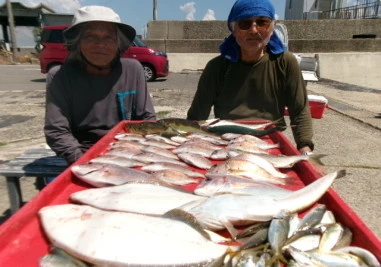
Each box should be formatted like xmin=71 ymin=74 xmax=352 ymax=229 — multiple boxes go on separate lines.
xmin=308 ymin=154 xmax=328 ymax=166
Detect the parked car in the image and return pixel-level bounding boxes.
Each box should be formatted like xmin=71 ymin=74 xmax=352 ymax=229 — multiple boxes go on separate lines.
xmin=37 ymin=25 xmax=169 ymax=81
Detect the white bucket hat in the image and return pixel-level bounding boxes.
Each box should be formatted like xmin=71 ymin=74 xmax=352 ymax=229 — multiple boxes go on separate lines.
xmin=64 ymin=6 xmax=136 ymax=42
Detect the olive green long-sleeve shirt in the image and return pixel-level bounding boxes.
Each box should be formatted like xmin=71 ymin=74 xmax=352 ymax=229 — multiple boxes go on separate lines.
xmin=187 ymin=52 xmax=314 ymax=150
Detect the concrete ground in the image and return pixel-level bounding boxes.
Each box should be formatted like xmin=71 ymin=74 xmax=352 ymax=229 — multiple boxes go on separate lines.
xmin=0 ymin=64 xmax=380 ymax=243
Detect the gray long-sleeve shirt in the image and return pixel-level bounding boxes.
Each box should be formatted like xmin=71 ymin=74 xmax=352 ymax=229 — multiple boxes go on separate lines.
xmin=44 ymin=58 xmax=156 ymax=164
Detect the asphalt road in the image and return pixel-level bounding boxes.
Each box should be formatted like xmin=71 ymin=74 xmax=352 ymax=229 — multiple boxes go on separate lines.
xmin=0 ymin=64 xmax=380 ymax=243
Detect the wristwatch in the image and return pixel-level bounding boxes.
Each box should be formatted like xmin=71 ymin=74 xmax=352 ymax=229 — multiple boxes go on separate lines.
xmin=302 ymin=151 xmax=313 ymax=156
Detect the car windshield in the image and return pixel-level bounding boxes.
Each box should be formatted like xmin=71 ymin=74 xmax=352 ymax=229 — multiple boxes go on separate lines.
xmin=40 ymin=29 xmax=65 ymax=43
xmin=133 ymin=37 xmax=147 ymax=47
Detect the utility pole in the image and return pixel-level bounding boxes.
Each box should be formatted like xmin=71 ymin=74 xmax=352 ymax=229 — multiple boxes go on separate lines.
xmin=153 ymin=0 xmax=157 ymax=20
xmin=6 ymin=0 xmax=17 ymax=62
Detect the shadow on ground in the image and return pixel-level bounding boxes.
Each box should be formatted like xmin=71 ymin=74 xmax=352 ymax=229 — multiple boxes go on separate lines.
xmin=31 ymin=78 xmax=46 ymax=83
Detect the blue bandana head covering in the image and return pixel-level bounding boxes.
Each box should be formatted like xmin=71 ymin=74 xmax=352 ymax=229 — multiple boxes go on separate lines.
xmin=220 ymin=0 xmax=285 ymax=62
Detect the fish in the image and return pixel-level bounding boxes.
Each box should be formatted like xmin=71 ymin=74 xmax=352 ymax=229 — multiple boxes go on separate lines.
xmin=172 ymin=143 xmax=220 ymax=158
xmin=39 ymin=204 xmax=229 ymax=266
xmin=89 ymin=155 xmax=146 ymax=168
xmin=228 ymin=134 xmax=280 ymax=150
xmin=194 ymin=176 xmax=293 ymax=198
xmin=104 ymin=146 xmax=142 ymax=159
xmin=139 ymin=139 xmax=177 ymax=149
xmin=141 ymin=145 xmax=179 ymax=159
xmin=229 ymin=154 xmax=291 ymax=179
xmin=70 ymin=182 xmax=206 ymax=216
xmin=206 ymin=158 xmax=291 ymax=185
xmin=307 ymin=250 xmax=369 ymax=266
xmin=200 ymin=119 xmax=277 ymax=131
xmin=144 ymin=134 xmax=181 ymax=146
xmin=181 ymin=170 xmax=345 ymax=233
xmin=125 ymin=121 xmax=168 ymax=135
xmin=141 ymin=162 xmax=205 ymax=178
xmin=259 ymin=153 xmax=328 ymax=168
xmin=177 ymin=153 xmax=213 ymax=169
xmin=131 ymin=152 xmax=186 ymax=166
xmin=151 ymin=169 xmax=200 ymax=185
xmin=209 ymin=148 xmax=237 ymax=160
xmin=114 ymin=133 xmax=146 ymax=142
xmin=227 ymin=140 xmax=271 ymax=154
xmin=186 ymin=133 xmax=229 ymax=146
xmin=267 ymin=210 xmax=290 ymax=265
xmin=295 ymin=204 xmax=327 ymax=231
xmin=206 ymin=125 xmax=278 ymax=137
xmin=39 ymin=247 xmax=89 ymax=267
xmin=157 ymin=118 xmax=208 ymax=135
xmin=335 ymin=246 xmax=381 ymax=267
xmin=319 ymin=223 xmax=344 ymax=252
xmin=286 ymin=246 xmax=326 ymax=266
xmin=108 ymin=140 xmax=144 ymax=149
xmin=71 ymin=163 xmax=155 ymax=187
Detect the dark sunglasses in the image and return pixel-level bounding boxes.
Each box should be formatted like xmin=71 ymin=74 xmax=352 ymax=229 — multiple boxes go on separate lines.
xmin=237 ymin=18 xmax=273 ymax=31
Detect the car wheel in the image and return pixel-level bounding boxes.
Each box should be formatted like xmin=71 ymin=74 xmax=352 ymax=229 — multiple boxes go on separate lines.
xmin=142 ymin=64 xmax=156 ymax=81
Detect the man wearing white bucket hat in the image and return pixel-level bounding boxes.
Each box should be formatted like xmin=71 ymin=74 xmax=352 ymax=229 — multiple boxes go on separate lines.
xmin=44 ymin=6 xmax=156 ymax=165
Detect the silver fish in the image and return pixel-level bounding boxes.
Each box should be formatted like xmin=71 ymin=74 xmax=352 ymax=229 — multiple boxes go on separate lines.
xmin=139 ymin=139 xmax=177 ymax=149
xmin=259 ymin=153 xmax=327 ymax=168
xmin=114 ymin=133 xmax=146 ymax=142
xmin=206 ymin=158 xmax=291 ymax=185
xmin=131 ymin=152 xmax=187 ymax=166
xmin=141 ymin=162 xmax=205 ymax=178
xmin=194 ymin=176 xmax=292 ymax=197
xmin=39 ymin=247 xmax=88 ymax=267
xmin=319 ymin=223 xmax=344 ymax=252
xmin=172 ymin=143 xmax=218 ymax=158
xmin=39 ymin=204 xmax=229 ymax=266
xmin=145 ymin=134 xmax=181 ymax=146
xmin=70 ymin=182 xmax=206 ymax=216
xmin=105 ymin=146 xmax=142 ymax=159
xmin=228 ymin=134 xmax=280 ymax=150
xmin=89 ymin=155 xmax=146 ymax=168
xmin=141 ymin=145 xmax=179 ymax=159
xmin=182 ymin=170 xmax=345 ymax=232
xmin=296 ymin=204 xmax=327 ymax=231
xmin=71 ymin=163 xmax=155 ymax=187
xmin=336 ymin=246 xmax=380 ymax=267
xmin=177 ymin=153 xmax=213 ymax=169
xmin=227 ymin=141 xmax=270 ymax=155
xmin=151 ymin=169 xmax=200 ymax=185
xmin=186 ymin=133 xmax=229 ymax=146
xmin=267 ymin=210 xmax=290 ymax=265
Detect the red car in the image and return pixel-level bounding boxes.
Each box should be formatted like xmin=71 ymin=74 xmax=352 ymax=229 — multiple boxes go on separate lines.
xmin=37 ymin=25 xmax=169 ymax=81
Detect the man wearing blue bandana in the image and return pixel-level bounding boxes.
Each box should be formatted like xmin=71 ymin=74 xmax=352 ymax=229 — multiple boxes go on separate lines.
xmin=187 ymin=0 xmax=314 ymax=154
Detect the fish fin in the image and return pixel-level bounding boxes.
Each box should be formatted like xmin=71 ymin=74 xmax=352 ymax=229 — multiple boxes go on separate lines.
xmin=266 ymin=253 xmax=288 ymax=266
xmin=221 ymin=219 xmax=240 ymax=238
xmin=162 ymin=209 xmax=211 ymax=240
xmin=336 ymin=169 xmax=347 ymax=179
xmin=308 ymin=154 xmax=328 ymax=166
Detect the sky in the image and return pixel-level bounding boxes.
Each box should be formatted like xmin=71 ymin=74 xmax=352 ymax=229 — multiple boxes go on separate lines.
xmin=1 ymin=0 xmax=286 ymax=46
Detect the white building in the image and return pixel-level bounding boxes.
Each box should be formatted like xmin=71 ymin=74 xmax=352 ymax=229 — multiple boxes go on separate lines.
xmin=285 ymin=0 xmax=380 ymax=20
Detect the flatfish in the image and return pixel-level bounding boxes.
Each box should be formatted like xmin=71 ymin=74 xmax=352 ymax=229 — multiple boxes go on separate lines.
xmin=39 ymin=204 xmax=228 ymax=266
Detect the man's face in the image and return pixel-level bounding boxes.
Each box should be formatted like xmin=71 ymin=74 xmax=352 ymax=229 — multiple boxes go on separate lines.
xmin=80 ymin=22 xmax=118 ymax=67
xmin=232 ymin=16 xmax=274 ymax=54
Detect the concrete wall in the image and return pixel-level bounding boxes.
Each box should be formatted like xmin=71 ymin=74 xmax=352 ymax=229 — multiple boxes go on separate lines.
xmin=166 ymin=52 xmax=381 ymax=90
xmin=145 ymin=19 xmax=381 ymax=53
